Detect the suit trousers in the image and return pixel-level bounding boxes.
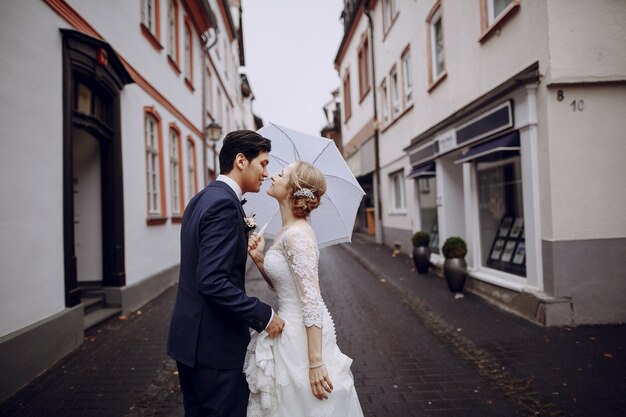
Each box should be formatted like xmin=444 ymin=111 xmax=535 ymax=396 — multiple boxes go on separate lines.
xmin=177 ymin=362 xmax=248 ymax=417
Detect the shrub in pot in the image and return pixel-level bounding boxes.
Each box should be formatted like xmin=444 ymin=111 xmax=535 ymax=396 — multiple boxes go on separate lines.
xmin=411 ymin=231 xmax=431 ymax=274
xmin=441 ymin=237 xmax=468 ymax=294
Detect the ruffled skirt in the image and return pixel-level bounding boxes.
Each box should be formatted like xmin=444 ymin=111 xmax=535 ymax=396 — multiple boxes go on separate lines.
xmin=244 ymin=306 xmax=364 ymax=417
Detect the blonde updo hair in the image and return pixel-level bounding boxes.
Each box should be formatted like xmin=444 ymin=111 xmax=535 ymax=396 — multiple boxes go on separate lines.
xmin=288 ymin=161 xmax=326 ymax=218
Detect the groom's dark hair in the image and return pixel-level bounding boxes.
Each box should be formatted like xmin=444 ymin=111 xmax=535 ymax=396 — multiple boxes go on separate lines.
xmin=219 ymin=130 xmax=272 ymax=174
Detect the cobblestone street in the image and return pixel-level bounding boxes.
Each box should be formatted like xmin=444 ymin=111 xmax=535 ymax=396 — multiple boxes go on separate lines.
xmin=1 ymin=235 xmax=624 ymax=417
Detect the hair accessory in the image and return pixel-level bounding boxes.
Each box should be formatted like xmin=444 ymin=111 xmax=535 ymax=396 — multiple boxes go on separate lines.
xmin=293 ymin=188 xmax=315 ymax=199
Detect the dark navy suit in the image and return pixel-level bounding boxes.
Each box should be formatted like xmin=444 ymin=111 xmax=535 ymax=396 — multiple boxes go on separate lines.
xmin=167 ymin=180 xmax=272 ymax=417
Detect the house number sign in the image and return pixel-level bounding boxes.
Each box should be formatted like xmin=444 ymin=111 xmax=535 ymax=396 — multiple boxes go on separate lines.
xmin=557 ymin=89 xmax=585 ymax=112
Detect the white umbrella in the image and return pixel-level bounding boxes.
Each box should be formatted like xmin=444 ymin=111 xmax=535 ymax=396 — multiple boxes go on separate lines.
xmin=243 ymin=123 xmax=365 ymax=248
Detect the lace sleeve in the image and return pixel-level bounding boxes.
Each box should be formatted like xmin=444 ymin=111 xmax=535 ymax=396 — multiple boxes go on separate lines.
xmin=283 ymin=229 xmax=323 ymax=328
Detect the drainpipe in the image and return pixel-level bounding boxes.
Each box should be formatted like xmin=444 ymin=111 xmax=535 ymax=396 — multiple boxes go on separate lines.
xmin=365 ymin=5 xmax=384 ymax=245
xmin=201 ymin=26 xmax=219 ymax=185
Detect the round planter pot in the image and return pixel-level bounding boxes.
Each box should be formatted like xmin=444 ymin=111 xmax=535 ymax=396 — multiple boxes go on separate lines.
xmin=412 ymin=246 xmax=431 ymax=274
xmin=443 ymin=257 xmax=467 ymax=293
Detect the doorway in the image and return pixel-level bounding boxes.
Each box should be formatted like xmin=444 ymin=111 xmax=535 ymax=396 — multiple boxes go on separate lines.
xmin=72 ymin=127 xmax=103 ymax=285
xmin=62 ymin=30 xmax=132 ymax=307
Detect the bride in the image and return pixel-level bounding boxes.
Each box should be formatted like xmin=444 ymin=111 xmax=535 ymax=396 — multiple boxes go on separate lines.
xmin=245 ymin=161 xmax=364 ymax=417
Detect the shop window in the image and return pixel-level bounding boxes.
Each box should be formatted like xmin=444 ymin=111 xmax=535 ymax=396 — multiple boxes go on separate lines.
xmin=476 ymin=154 xmax=525 ymax=276
xmin=390 ymin=170 xmax=406 ymax=212
xmin=417 ymin=176 xmax=439 ymax=254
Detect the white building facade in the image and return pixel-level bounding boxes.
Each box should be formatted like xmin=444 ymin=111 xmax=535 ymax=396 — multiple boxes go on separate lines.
xmin=0 ymin=0 xmax=255 ymax=401
xmin=335 ymin=0 xmax=626 ymax=326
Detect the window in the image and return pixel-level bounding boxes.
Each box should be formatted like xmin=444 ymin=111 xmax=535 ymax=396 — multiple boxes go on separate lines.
xmin=183 ymin=18 xmax=193 ymax=87
xmin=75 ymin=81 xmax=110 ymax=122
xmin=343 ymin=70 xmax=352 ymax=122
xmin=141 ymin=0 xmax=161 ymax=50
xmin=383 ymin=0 xmax=398 ymax=34
xmin=224 ymin=41 xmax=230 ymax=80
xmin=144 ymin=108 xmax=166 ymax=221
xmin=186 ymin=138 xmax=197 ymax=202
xmin=142 ymin=0 xmax=157 ymax=33
xmin=225 ymin=105 xmax=231 ymax=133
xmin=379 ymin=79 xmax=389 ymax=124
xmin=390 ymin=170 xmax=406 ymax=212
xmin=217 ymin=89 xmax=223 ymax=125
xmin=476 ymin=154 xmax=525 ymax=277
xmin=390 ymin=66 xmax=400 ymax=117
xmin=426 ymin=2 xmax=446 ymax=88
xmin=417 ymin=177 xmax=439 ymax=254
xmin=166 ymin=0 xmax=179 ymax=67
xmin=401 ymin=48 xmax=413 ymax=105
xmin=480 ymin=0 xmax=520 ymax=41
xmin=169 ymin=126 xmax=184 ymax=216
xmin=488 ymin=0 xmax=513 ymax=22
xmin=357 ymin=35 xmax=370 ymax=99
xmin=206 ymin=68 xmax=213 ymax=115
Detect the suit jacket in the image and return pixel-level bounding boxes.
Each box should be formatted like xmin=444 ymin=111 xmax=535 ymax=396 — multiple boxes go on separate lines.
xmin=167 ymin=181 xmax=272 ymax=369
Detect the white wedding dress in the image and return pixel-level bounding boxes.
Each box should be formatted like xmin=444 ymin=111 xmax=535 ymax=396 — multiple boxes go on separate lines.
xmin=244 ymin=225 xmax=364 ymax=417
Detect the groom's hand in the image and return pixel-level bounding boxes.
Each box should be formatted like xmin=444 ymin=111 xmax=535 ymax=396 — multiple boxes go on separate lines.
xmin=266 ymin=313 xmax=285 ymax=338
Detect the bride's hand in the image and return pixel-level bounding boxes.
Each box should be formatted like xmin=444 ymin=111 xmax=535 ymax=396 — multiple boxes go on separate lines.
xmin=248 ymin=233 xmax=265 ymax=261
xmin=309 ymin=365 xmax=333 ymax=400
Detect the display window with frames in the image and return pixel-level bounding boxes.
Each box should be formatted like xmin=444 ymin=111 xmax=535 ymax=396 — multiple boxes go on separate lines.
xmin=416 ymin=176 xmax=439 ymax=254
xmin=475 ymin=152 xmax=526 ymax=277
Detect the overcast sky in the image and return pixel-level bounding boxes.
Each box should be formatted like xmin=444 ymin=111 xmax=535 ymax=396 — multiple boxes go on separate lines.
xmin=241 ymin=1 xmax=344 ymax=136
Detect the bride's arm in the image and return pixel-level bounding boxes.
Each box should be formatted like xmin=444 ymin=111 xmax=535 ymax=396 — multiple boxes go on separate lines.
xmin=284 ymin=229 xmax=334 ymax=400
xmin=306 ymin=326 xmax=333 ymax=400
xmin=248 ymin=234 xmax=275 ymax=291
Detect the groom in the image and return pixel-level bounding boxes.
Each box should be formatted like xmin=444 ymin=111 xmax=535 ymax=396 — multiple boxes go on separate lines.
xmin=167 ymin=130 xmax=285 ymax=417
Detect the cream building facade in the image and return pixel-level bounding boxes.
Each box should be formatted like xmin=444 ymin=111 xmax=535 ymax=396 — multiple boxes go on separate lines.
xmin=335 ymin=0 xmax=626 ymax=326
xmin=0 ymin=0 xmax=256 ymax=401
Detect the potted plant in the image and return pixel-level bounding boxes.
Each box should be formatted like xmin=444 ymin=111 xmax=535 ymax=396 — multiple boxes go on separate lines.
xmin=441 ymin=236 xmax=468 ymax=295
xmin=411 ymin=231 xmax=431 ymax=274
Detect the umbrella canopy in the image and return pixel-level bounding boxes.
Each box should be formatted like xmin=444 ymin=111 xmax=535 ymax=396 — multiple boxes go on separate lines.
xmin=243 ymin=123 xmax=365 ymax=248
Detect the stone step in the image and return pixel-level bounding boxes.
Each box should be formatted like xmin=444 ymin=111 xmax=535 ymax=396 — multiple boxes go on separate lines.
xmin=82 ymin=295 xmax=105 ymax=315
xmin=83 ymin=307 xmax=122 ymax=331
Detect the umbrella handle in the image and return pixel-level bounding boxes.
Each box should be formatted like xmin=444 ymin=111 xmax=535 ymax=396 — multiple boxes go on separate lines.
xmin=257 ymin=208 xmax=279 ymax=238
xmin=258 ymin=222 xmax=269 ymax=237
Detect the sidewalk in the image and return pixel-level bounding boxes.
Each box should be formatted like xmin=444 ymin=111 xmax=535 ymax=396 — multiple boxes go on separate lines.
xmin=342 ymin=232 xmax=626 ymax=417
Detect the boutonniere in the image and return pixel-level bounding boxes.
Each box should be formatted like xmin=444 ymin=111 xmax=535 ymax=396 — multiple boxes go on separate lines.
xmin=243 ymin=213 xmax=257 ymax=236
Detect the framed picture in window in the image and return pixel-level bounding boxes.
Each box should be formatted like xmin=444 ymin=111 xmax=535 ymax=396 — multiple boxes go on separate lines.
xmin=510 ymin=217 xmax=524 ymax=238
xmin=512 ymin=242 xmax=526 ymax=265
xmin=490 ymin=238 xmax=505 ymax=260
xmin=498 ymin=217 xmax=513 ymax=237
xmin=501 ymin=240 xmax=517 ymax=263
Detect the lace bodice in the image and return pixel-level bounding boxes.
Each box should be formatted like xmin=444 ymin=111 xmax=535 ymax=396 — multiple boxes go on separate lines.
xmin=264 ymin=226 xmax=324 ymax=328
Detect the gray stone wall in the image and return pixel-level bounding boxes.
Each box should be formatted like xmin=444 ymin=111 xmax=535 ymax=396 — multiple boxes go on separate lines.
xmin=543 ymin=237 xmax=626 ymax=324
